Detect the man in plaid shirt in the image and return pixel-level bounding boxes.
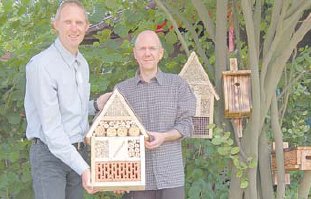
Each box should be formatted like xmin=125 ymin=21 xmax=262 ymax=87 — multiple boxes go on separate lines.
xmin=117 ymin=30 xmax=196 ymax=199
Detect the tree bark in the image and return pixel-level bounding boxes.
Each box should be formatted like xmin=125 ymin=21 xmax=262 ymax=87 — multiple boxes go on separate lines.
xmin=271 ymin=93 xmax=286 ymax=199
xmin=298 ymin=171 xmax=311 ymax=199
xmin=214 ymin=0 xmax=228 ymax=127
xmin=258 ymin=127 xmax=274 ymax=199
xmin=241 ymin=0 xmax=261 ymax=198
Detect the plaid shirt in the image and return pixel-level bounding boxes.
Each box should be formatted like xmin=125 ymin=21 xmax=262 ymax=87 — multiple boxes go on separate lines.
xmin=116 ymin=70 xmax=196 ymax=190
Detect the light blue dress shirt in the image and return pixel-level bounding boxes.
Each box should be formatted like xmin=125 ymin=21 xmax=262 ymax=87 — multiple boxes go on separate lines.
xmin=24 ymin=38 xmax=96 ymax=175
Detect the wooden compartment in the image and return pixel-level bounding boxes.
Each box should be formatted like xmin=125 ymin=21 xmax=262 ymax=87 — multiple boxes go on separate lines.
xmin=91 ymin=136 xmax=145 ymax=191
xmin=271 ymin=147 xmax=311 ymax=171
xmin=223 ymin=70 xmax=252 ymax=118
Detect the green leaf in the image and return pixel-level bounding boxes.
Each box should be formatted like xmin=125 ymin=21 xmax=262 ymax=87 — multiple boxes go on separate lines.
xmin=114 ymin=22 xmax=129 ymax=38
xmin=218 ymin=147 xmax=230 ymax=155
xmin=236 ymin=170 xmax=243 ymax=178
xmin=248 ymin=158 xmax=257 ymax=168
xmin=226 ymin=138 xmax=234 ymax=145
xmin=240 ymin=178 xmax=249 ymax=189
xmin=165 ymin=31 xmax=178 ymax=45
xmin=231 ymin=147 xmax=240 ymax=155
xmin=7 ymin=112 xmax=21 ymax=125
xmin=233 ymin=158 xmax=240 ymax=168
xmin=240 ymin=162 xmax=248 ymax=169
xmin=212 ymin=137 xmax=222 ymax=145
xmin=223 ymin=131 xmax=231 ymax=139
xmin=95 ymin=29 xmax=112 ymax=43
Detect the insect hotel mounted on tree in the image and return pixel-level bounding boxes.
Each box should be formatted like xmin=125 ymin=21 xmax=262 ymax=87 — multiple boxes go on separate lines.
xmin=86 ymin=89 xmax=149 ymax=191
xmin=222 ymin=58 xmax=252 ymax=118
xmin=271 ymin=146 xmax=311 ymax=171
xmin=179 ymin=52 xmax=219 ymax=138
xmin=222 ymin=58 xmax=252 ymax=137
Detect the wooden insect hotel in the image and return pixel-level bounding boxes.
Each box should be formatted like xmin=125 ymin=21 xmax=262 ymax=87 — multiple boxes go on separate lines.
xmin=222 ymin=58 xmax=252 ymax=118
xmin=86 ymin=89 xmax=149 ymax=191
xmin=271 ymin=146 xmax=311 ymax=172
xmin=222 ymin=58 xmax=252 ymax=137
xmin=179 ymin=52 xmax=219 ymax=138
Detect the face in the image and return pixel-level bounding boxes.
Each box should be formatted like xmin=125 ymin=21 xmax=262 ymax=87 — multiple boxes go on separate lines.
xmin=134 ymin=31 xmax=164 ymax=72
xmin=53 ymin=4 xmax=89 ymax=54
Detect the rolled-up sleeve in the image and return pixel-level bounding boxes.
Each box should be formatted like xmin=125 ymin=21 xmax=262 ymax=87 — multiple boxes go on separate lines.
xmin=174 ymin=79 xmax=196 ymax=138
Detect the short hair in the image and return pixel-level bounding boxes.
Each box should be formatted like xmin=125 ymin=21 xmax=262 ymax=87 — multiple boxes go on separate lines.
xmin=53 ymin=0 xmax=88 ymax=22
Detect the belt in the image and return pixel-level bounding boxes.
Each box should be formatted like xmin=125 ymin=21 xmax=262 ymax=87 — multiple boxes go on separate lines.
xmin=32 ymin=138 xmax=86 ymax=150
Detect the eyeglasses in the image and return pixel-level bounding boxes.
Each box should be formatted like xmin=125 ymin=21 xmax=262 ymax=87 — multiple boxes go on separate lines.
xmin=136 ymin=46 xmax=161 ymax=52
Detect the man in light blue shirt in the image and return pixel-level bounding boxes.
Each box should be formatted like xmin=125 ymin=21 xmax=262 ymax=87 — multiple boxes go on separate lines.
xmin=24 ymin=1 xmax=110 ymax=198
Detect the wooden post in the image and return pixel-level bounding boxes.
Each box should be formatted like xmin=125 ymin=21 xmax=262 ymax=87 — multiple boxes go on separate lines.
xmin=271 ymin=142 xmax=290 ymax=185
xmin=229 ymin=58 xmax=243 ymax=138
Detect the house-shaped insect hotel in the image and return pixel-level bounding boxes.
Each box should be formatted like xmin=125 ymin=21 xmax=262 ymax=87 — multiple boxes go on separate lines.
xmin=179 ymin=52 xmax=219 ymax=138
xmin=86 ymin=89 xmax=149 ymax=191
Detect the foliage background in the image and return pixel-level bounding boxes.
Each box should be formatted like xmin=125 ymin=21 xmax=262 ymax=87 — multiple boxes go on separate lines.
xmin=0 ymin=0 xmax=310 ymax=198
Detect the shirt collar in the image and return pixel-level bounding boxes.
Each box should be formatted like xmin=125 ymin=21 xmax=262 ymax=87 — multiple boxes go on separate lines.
xmin=134 ymin=69 xmax=165 ymax=85
xmin=54 ymin=38 xmax=83 ymax=67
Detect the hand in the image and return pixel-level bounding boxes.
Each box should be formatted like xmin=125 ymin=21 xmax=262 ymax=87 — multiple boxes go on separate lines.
xmin=81 ymin=169 xmax=98 ymax=194
xmin=96 ymin=92 xmax=112 ymax=110
xmin=113 ymin=190 xmax=129 ymax=195
xmin=144 ymin=131 xmax=165 ymax=149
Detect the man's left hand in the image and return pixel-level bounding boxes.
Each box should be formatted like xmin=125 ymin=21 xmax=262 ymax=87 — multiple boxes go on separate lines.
xmin=145 ymin=131 xmax=165 ymax=149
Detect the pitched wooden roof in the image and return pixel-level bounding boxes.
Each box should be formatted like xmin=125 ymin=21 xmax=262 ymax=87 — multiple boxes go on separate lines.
xmin=179 ymin=52 xmax=219 ymax=100
xmin=86 ymin=89 xmax=149 ymax=139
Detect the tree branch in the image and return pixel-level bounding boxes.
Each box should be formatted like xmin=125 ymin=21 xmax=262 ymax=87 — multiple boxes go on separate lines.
xmin=162 ymin=1 xmax=214 ymax=78
xmin=240 ymin=0 xmax=261 ymax=197
xmin=271 ymin=93 xmax=286 ymax=199
xmin=155 ymin=0 xmax=190 ymax=56
xmin=263 ymin=12 xmax=311 ymax=115
xmin=191 ymin=0 xmax=216 ymax=42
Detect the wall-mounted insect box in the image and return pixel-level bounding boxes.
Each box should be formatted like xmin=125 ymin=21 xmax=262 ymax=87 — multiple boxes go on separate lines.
xmin=271 ymin=147 xmax=311 ymax=171
xmin=179 ymin=52 xmax=219 ymax=138
xmin=86 ymin=89 xmax=149 ymax=191
xmin=222 ymin=58 xmax=252 ymax=118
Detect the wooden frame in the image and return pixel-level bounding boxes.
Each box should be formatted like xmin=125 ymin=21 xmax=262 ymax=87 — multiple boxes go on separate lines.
xmin=222 ymin=70 xmax=252 ymax=118
xmin=179 ymin=52 xmax=219 ymax=138
xmin=86 ymin=89 xmax=148 ymax=191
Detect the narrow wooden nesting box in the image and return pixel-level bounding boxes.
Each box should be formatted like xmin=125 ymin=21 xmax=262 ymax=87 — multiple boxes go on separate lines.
xmin=179 ymin=52 xmax=219 ymax=138
xmin=222 ymin=59 xmax=252 ymax=118
xmin=271 ymin=147 xmax=311 ymax=171
xmin=86 ymin=89 xmax=149 ymax=191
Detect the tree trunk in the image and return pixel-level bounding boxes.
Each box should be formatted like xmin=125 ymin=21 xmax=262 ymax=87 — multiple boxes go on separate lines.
xmin=271 ymin=94 xmax=286 ymax=199
xmin=214 ymin=0 xmax=228 ymax=127
xmin=298 ymin=171 xmax=311 ymax=199
xmin=258 ymin=127 xmax=274 ymax=199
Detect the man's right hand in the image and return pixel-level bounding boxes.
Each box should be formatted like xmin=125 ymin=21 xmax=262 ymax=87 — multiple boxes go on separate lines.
xmin=96 ymin=92 xmax=112 ymax=110
xmin=81 ymin=169 xmax=98 ymax=194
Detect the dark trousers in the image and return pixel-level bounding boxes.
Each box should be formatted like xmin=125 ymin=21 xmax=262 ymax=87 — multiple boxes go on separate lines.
xmin=123 ymin=187 xmax=185 ymax=199
xmin=30 ymin=140 xmax=88 ymax=199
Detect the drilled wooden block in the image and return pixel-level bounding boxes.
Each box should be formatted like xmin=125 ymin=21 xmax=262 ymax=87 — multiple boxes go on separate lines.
xmin=192 ymin=117 xmax=211 ymax=138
